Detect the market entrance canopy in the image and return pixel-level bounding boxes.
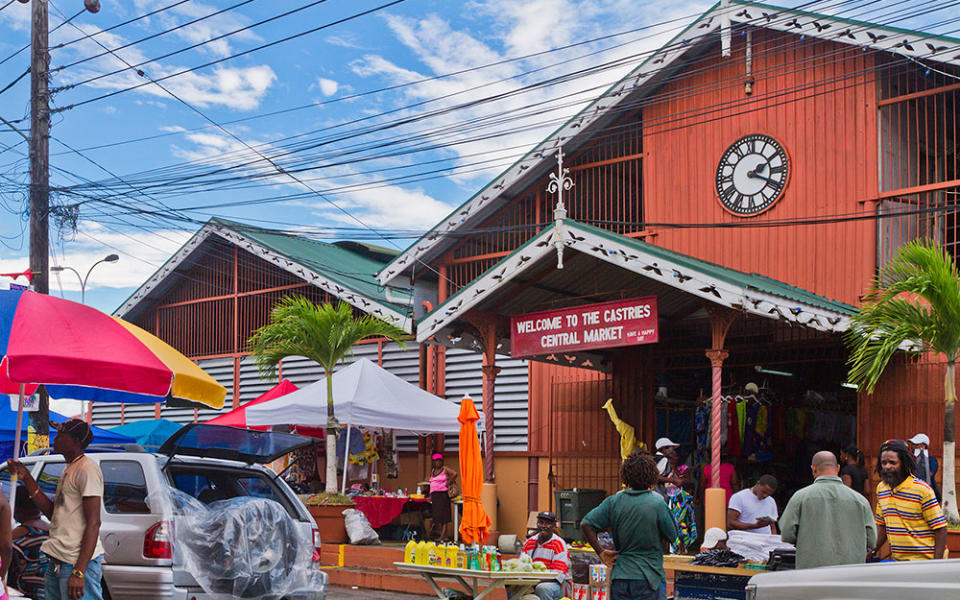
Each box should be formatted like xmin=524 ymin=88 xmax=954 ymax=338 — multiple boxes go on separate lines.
xmin=245 ymin=358 xmax=469 ymax=434
xmin=416 ymin=220 xmax=857 ymax=368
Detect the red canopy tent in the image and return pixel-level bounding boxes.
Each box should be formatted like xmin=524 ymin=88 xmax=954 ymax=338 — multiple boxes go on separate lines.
xmin=207 ymin=379 xmax=299 ymax=431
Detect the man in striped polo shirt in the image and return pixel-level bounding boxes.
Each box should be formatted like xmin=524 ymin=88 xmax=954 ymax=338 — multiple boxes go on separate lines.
xmin=517 ymin=511 xmax=570 ymax=600
xmin=872 ymin=439 xmax=947 ymax=561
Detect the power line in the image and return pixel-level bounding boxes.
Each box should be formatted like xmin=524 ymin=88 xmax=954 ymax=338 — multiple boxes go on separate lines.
xmin=49 ymin=0 xmax=261 ymax=75
xmin=54 ymin=0 xmax=932 ymax=191
xmin=50 ymin=0 xmax=409 ymax=113
xmin=51 ymin=9 xmax=710 ymax=155
xmin=46 ymin=0 xmax=458 ymax=293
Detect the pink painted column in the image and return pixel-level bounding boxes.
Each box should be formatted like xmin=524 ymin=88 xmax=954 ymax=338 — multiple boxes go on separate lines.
xmin=706 ymin=349 xmax=729 ymax=488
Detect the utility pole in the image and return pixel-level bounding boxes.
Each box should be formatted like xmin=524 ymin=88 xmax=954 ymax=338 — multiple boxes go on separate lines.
xmin=28 ymin=0 xmax=51 ymax=448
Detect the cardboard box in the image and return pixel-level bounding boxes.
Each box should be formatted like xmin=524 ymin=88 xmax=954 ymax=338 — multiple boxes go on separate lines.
xmin=570 ymin=583 xmax=589 ymax=600
xmin=589 ymin=585 xmax=609 ymax=600
xmin=588 ymin=563 xmax=608 ymax=586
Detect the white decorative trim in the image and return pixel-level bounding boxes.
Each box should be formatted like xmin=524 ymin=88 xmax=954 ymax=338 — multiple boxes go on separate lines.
xmin=116 ymin=222 xmax=412 ymax=332
xmin=114 ymin=225 xmax=214 ymax=318
xmin=729 ymin=3 xmax=960 ymax=68
xmin=381 ymin=0 xmax=960 ymax=286
xmin=416 ymin=222 xmax=852 ymax=343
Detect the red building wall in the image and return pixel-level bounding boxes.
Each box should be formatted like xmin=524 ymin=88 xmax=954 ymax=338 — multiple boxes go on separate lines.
xmin=642 ymin=31 xmax=879 ymax=306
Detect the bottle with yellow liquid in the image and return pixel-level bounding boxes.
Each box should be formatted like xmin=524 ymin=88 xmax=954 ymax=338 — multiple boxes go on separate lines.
xmin=403 ymin=539 xmax=417 ymax=563
xmin=426 ymin=541 xmax=439 ymax=566
xmin=414 ymin=540 xmax=429 ymax=565
xmin=443 ymin=544 xmax=457 ymax=568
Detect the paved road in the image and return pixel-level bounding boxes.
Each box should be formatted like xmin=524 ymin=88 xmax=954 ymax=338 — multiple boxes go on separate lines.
xmin=326 ymin=585 xmax=436 ymax=599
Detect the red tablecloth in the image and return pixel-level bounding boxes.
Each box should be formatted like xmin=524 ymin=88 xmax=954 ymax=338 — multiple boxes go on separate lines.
xmin=353 ymin=496 xmax=429 ymax=529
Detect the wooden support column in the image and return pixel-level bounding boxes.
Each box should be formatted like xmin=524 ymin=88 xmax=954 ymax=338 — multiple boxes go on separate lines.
xmin=704 ymin=306 xmax=737 ymax=533
xmin=528 ymin=456 xmax=540 ymax=513
xmin=481 ymin=327 xmax=500 ymax=483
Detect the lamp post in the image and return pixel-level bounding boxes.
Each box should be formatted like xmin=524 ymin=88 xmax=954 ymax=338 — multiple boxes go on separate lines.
xmin=51 ymin=253 xmax=119 ymax=305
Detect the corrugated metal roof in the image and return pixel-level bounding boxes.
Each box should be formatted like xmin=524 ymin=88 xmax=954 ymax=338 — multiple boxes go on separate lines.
xmin=116 ymin=218 xmax=413 ymax=329
xmin=417 ymin=219 xmax=856 ymax=347
xmin=211 ymin=218 xmax=411 ymax=312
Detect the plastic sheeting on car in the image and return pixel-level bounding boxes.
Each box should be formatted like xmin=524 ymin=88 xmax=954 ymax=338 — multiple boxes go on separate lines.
xmin=150 ymin=488 xmax=328 ymax=599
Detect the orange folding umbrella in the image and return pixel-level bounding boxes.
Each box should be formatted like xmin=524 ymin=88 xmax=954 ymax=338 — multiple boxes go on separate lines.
xmin=458 ymin=397 xmax=490 ymax=544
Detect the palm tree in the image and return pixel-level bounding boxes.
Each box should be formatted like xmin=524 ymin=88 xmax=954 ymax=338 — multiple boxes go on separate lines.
xmin=845 ymin=239 xmax=960 ymax=524
xmin=248 ymin=297 xmax=407 ymax=494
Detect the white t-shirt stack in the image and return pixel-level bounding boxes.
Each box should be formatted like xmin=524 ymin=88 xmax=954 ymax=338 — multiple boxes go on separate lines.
xmin=728 ymin=488 xmax=778 ymax=534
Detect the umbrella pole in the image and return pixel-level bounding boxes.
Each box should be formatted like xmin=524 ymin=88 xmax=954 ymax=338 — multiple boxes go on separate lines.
xmin=340 ymin=424 xmax=352 ymax=495
xmin=9 ymin=384 xmax=25 ymax=519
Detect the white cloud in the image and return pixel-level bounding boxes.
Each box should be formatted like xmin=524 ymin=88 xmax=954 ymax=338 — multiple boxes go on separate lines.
xmin=132 ymin=0 xmax=262 ymax=58
xmin=311 ymin=186 xmax=452 ymax=230
xmin=37 ymin=17 xmax=277 ymax=111
xmin=0 ymin=222 xmax=191 ymax=293
xmin=345 ymin=0 xmax=712 ymax=185
xmin=314 ymin=78 xmax=339 ymax=97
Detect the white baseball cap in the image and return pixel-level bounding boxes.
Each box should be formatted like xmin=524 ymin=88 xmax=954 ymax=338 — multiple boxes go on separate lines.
xmin=909 ymin=433 xmax=930 ymax=446
xmin=701 ymin=527 xmax=727 ymax=551
xmin=655 ymin=437 xmax=679 ymax=450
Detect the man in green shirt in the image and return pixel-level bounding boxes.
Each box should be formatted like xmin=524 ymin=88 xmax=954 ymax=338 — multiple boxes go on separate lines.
xmin=779 ymin=450 xmax=876 ymax=569
xmin=581 ymin=453 xmax=678 ymax=600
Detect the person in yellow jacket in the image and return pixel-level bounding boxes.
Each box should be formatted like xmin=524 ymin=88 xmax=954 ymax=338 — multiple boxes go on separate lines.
xmin=602 ymin=399 xmax=648 ymax=461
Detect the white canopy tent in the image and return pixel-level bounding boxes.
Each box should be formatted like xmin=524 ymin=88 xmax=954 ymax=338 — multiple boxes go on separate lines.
xmin=246 ymin=358 xmax=478 ymax=492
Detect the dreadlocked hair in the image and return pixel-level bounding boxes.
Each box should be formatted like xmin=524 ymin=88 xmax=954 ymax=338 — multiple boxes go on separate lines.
xmin=621 ymin=453 xmax=660 ymax=491
xmin=876 ymin=441 xmax=916 ymax=479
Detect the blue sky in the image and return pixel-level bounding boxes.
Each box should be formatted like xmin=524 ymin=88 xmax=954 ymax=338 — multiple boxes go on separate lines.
xmin=1 ymin=0 xmax=957 ymax=317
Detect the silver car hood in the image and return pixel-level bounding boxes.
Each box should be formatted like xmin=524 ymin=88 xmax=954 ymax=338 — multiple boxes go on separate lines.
xmin=749 ymin=559 xmax=960 ymax=600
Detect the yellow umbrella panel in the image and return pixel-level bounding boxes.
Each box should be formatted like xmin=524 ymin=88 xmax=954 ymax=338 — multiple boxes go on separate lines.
xmin=112 ymin=318 xmax=226 ymax=409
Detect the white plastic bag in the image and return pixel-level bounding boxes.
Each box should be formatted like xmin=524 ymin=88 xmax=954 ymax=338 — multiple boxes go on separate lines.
xmin=343 ymin=508 xmax=380 ymax=545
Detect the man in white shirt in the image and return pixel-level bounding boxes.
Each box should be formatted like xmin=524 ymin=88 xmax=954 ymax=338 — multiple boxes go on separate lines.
xmin=727 ymin=475 xmax=779 ymax=535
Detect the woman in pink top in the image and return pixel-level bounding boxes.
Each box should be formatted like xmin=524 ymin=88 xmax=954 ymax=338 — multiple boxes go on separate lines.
xmin=702 ymin=461 xmax=739 ymax=505
xmin=428 ymin=453 xmax=458 ymax=541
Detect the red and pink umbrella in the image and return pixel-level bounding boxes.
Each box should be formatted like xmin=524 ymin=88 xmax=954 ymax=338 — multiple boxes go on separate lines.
xmin=207 ymin=379 xmax=299 ymax=430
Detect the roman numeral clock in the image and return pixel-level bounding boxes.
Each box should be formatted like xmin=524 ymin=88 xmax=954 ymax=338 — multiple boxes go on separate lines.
xmin=715 ymin=134 xmax=789 ymax=216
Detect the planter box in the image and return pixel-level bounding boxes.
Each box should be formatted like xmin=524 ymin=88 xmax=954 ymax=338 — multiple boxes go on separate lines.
xmin=948 ymin=529 xmax=960 ymax=555
xmin=309 ymin=503 xmax=354 ymax=545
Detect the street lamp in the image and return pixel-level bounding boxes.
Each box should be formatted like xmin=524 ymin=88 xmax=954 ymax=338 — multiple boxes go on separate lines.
xmin=51 ymin=253 xmax=119 ymax=304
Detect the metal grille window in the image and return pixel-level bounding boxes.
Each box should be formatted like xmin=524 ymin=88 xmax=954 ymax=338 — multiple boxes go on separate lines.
xmin=877 ymin=56 xmax=960 ymax=268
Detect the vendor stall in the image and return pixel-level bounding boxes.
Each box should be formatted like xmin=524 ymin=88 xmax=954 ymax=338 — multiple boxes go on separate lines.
xmin=394 ymin=562 xmax=560 ymax=600
xmin=353 ymin=495 xmax=430 ymax=529
xmin=664 ymin=556 xmax=760 ymax=600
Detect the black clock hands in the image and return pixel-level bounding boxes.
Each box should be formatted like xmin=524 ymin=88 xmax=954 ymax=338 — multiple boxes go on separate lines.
xmin=746 ymin=163 xmax=779 ymax=184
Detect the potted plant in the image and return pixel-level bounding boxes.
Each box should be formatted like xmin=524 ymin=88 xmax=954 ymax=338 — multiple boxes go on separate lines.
xmin=304 ymin=492 xmax=355 ymax=545
xmin=948 ymin=523 xmax=960 ymax=555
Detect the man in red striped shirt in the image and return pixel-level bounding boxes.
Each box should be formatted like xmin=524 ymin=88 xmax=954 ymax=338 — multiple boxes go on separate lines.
xmin=517 ymin=511 xmax=570 ymax=600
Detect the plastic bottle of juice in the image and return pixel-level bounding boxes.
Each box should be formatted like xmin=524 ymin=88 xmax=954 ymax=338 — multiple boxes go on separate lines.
xmin=403 ymin=539 xmax=417 ymax=563
xmin=415 ymin=540 xmax=429 ymax=565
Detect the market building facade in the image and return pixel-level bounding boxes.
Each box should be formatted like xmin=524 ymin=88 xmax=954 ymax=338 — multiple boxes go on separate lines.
xmin=378 ymin=1 xmax=960 ymax=536
xmin=92 ymin=218 xmax=532 ymax=497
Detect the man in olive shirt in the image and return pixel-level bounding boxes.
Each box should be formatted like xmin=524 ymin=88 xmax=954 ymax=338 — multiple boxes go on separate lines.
xmin=778 ymin=451 xmax=876 ymax=569
xmin=581 ymin=454 xmax=678 ymax=600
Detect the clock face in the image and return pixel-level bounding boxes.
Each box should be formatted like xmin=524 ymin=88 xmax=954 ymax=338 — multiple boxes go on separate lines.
xmin=715 ymin=134 xmax=789 ymax=216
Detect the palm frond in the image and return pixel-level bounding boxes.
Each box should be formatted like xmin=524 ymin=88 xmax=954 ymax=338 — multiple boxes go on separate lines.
xmin=846 ymin=239 xmax=960 ymax=392
xmin=247 ymin=296 xmax=408 ymax=380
